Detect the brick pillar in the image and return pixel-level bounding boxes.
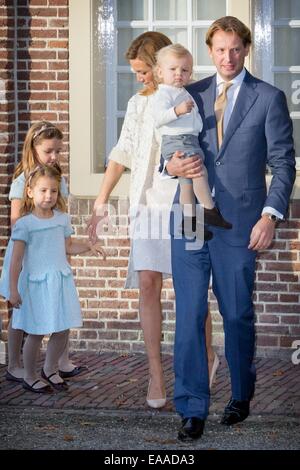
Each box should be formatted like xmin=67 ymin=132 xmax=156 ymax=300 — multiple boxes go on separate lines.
xmin=0 ymin=0 xmax=15 ymax=338
xmin=0 ymin=0 xmax=69 ymax=340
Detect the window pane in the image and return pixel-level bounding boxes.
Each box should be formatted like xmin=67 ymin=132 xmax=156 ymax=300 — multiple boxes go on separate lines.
xmin=117 ymin=0 xmax=148 ymax=21
xmin=92 ymin=0 xmax=114 ymax=172
xmin=193 ymin=71 xmax=214 ymax=81
xmin=92 ymin=46 xmax=107 ymax=173
xmin=274 ymin=28 xmax=300 ymax=67
xmin=118 ymin=28 xmax=146 ymax=66
xmin=251 ymin=0 xmax=273 ymax=82
xmin=274 ymin=73 xmax=300 ymax=113
xmin=194 ymin=28 xmax=212 ymax=66
xmin=274 ymin=0 xmax=300 ymax=20
xmin=155 ymin=28 xmax=187 ymax=46
xmin=252 ymin=1 xmax=300 ymax=169
xmin=192 ymin=0 xmax=226 ymax=20
xmin=117 ymin=117 xmax=124 ymax=141
xmin=117 ymin=72 xmax=141 ymax=111
xmin=154 ymin=0 xmax=187 ymax=20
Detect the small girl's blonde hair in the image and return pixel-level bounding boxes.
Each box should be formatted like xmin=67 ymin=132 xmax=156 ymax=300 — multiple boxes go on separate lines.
xmin=21 ymin=165 xmax=66 ymax=216
xmin=13 ymin=121 xmax=63 ymax=180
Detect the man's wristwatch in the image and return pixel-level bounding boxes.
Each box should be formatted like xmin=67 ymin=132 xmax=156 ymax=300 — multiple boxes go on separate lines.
xmin=263 ymin=213 xmax=280 ymax=224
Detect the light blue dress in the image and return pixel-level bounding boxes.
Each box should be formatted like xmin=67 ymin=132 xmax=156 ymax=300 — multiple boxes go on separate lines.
xmin=0 ymin=210 xmax=82 ymax=335
xmin=2 ymin=172 xmax=69 ymax=312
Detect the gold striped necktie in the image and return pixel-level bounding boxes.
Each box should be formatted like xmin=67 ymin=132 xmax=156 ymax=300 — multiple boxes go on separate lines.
xmin=214 ymin=81 xmax=233 ymax=149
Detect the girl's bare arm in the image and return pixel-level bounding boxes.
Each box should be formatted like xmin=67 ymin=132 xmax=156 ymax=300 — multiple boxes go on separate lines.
xmin=11 ymin=199 xmax=22 ymax=227
xmin=9 ymin=240 xmax=25 ymax=307
xmin=65 ymin=238 xmax=106 ymax=259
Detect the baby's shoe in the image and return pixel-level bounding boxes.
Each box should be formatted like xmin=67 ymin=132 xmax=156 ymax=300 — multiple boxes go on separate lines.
xmin=204 ymin=207 xmax=232 ymax=229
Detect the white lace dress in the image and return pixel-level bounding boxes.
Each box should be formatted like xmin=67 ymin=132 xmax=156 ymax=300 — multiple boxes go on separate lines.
xmin=108 ymin=92 xmax=178 ymax=288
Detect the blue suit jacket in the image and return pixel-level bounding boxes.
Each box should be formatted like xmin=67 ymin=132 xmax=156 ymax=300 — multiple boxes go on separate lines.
xmin=170 ymin=70 xmax=296 ymax=246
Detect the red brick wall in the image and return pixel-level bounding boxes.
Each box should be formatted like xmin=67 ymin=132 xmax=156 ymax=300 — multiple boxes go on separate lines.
xmin=211 ymin=203 xmax=300 ymax=357
xmin=0 ymin=0 xmax=16 ymax=332
xmin=0 ymin=0 xmax=69 ymax=334
xmin=0 ymin=0 xmax=299 ymax=359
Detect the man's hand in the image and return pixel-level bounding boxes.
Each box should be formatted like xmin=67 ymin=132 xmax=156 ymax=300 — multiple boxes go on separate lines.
xmin=248 ymin=216 xmax=276 ymax=251
xmin=175 ymin=99 xmax=194 ymax=116
xmin=166 ymin=151 xmax=204 ymax=179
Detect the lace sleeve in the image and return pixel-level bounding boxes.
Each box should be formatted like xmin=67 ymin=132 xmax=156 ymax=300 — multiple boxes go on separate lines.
xmin=108 ymin=95 xmax=141 ymax=170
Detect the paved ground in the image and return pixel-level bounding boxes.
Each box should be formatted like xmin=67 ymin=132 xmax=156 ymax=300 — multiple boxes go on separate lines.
xmin=0 ymin=352 xmax=299 ymax=451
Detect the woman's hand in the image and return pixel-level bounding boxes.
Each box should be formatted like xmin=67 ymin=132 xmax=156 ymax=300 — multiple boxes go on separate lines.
xmin=166 ymin=151 xmax=204 ymax=179
xmin=87 ymin=241 xmax=106 ymax=259
xmin=86 ymin=161 xmax=126 ymax=243
xmin=86 ymin=205 xmax=109 ymax=244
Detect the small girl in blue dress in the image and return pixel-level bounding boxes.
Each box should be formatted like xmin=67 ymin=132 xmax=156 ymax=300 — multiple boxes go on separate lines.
xmin=1 ymin=165 xmax=105 ymax=393
xmin=4 ymin=121 xmax=86 ymax=383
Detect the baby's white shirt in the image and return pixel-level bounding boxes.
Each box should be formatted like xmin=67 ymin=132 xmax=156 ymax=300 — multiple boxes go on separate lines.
xmin=152 ymin=84 xmax=203 ymax=136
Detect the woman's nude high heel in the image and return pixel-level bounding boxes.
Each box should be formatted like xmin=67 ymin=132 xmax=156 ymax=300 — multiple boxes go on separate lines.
xmin=146 ymin=379 xmax=166 ymax=409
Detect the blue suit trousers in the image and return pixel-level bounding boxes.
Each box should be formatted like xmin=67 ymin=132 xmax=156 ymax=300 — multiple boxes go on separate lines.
xmin=171 ymin=233 xmax=257 ymax=419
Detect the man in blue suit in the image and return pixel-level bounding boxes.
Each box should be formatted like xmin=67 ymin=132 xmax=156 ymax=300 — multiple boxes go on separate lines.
xmin=166 ymin=16 xmax=296 ymax=441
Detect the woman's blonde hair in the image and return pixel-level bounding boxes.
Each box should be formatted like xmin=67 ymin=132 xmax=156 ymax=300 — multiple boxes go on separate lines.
xmin=125 ymin=31 xmax=172 ymax=96
xmin=13 ymin=121 xmax=63 ymax=180
xmin=21 ymin=165 xmax=66 ymax=216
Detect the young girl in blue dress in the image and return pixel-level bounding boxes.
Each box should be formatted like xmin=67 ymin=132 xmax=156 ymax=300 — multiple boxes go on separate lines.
xmin=1 ymin=165 xmax=105 ymax=392
xmin=3 ymin=121 xmax=87 ymax=382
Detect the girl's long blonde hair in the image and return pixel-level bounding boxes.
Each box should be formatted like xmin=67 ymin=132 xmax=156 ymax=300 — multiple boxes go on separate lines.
xmin=21 ymin=165 xmax=66 ymax=216
xmin=13 ymin=121 xmax=63 ymax=180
